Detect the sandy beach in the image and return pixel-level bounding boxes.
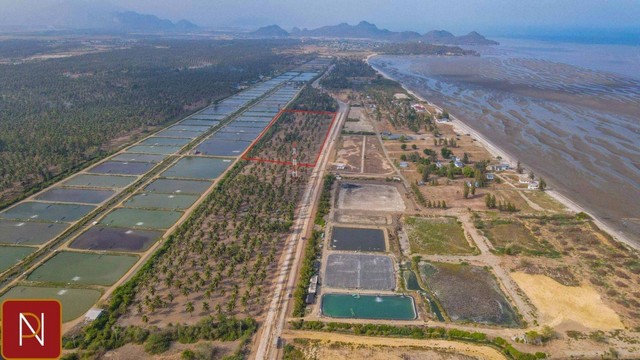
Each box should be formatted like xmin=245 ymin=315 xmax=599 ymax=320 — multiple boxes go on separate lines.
xmin=366 ymin=54 xmax=639 ymax=251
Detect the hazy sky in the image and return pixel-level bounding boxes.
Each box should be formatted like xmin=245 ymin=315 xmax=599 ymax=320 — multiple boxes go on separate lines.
xmin=1 ymin=0 xmax=639 ymax=35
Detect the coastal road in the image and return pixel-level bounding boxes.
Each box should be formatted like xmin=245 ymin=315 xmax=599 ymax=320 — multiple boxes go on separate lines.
xmin=253 ymin=99 xmax=348 ymax=360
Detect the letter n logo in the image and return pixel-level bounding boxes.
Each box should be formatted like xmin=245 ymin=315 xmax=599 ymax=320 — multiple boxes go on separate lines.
xmin=2 ymin=299 xmax=61 ymax=360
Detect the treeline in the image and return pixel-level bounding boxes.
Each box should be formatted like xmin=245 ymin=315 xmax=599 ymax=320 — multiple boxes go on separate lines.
xmin=320 ymin=58 xmax=376 ymax=89
xmin=292 ymin=230 xmax=322 ymax=317
xmin=64 ymin=315 xmax=255 ymax=357
xmin=377 ymin=42 xmax=478 ymax=56
xmin=290 ymin=86 xmax=338 ymax=112
xmin=0 ymin=39 xmax=297 ymax=207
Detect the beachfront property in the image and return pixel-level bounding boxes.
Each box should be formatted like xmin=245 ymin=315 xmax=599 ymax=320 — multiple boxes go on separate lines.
xmin=411 ymin=103 xmax=427 ymax=112
xmin=528 ymin=181 xmax=540 ymax=190
xmin=488 ymin=163 xmax=510 ymax=171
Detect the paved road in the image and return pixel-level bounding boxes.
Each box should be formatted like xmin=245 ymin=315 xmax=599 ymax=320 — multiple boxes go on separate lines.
xmin=253 ymin=99 xmax=348 ymax=360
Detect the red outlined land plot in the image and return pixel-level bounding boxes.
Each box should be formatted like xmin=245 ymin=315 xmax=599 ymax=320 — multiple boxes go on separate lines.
xmin=242 ymin=109 xmax=337 ymax=167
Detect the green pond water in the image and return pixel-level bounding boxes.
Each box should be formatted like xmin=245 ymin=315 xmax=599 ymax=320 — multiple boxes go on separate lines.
xmin=0 ymin=286 xmax=102 ymax=322
xmin=321 ymin=294 xmax=416 ymax=320
xmin=404 ymin=271 xmax=444 ymax=321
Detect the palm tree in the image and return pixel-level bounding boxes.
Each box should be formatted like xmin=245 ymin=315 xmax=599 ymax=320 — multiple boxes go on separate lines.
xmin=185 ymin=302 xmax=194 ymax=317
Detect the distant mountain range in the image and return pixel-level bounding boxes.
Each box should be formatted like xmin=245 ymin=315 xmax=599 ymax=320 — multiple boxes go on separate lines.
xmin=0 ymin=0 xmax=199 ymax=33
xmin=110 ymin=12 xmax=199 ymax=32
xmin=251 ymin=21 xmax=498 ymax=45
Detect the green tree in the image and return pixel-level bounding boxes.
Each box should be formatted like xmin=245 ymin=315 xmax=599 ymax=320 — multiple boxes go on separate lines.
xmin=185 ymin=302 xmax=194 ymax=317
xmin=441 ymin=147 xmax=452 ymax=159
xmin=463 ymin=182 xmax=470 ymax=199
xmin=538 ymin=178 xmax=547 ymax=191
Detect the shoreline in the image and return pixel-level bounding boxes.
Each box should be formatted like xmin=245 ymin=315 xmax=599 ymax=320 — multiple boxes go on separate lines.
xmin=366 ymin=54 xmax=638 ymax=251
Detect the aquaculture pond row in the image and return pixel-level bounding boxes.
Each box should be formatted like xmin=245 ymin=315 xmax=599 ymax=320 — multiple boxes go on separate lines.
xmin=0 ymin=71 xmax=322 ymax=323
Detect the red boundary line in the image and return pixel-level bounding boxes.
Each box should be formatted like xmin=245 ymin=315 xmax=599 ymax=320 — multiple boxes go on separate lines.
xmin=241 ymin=109 xmax=338 ymax=168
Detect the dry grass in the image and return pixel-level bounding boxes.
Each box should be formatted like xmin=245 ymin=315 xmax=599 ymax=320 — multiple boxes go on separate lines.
xmin=405 ymin=216 xmax=476 ymax=255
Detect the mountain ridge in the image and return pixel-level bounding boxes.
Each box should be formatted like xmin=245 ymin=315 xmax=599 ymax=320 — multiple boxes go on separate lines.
xmin=261 ymin=21 xmax=498 ymax=45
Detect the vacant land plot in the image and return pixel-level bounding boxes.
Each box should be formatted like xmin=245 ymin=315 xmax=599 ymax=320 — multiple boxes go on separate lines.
xmin=334 ymin=135 xmax=363 ymax=172
xmin=88 ymin=161 xmax=155 ymax=175
xmin=35 ymin=187 xmax=116 ymax=204
xmin=0 ymin=286 xmax=102 ymax=322
xmin=0 ymin=246 xmax=35 ymax=272
xmin=321 ymin=294 xmax=416 ymax=320
xmin=62 ymin=174 xmax=137 ymax=188
xmin=420 ymin=262 xmax=519 ymax=327
xmin=0 ymin=202 xmax=95 ymax=223
xmin=100 ymin=208 xmax=183 ymax=230
xmin=337 ymin=183 xmax=405 ymax=212
xmin=363 ymin=136 xmax=393 ymax=174
xmin=161 ymin=157 xmax=232 ymax=180
xmin=479 ymin=219 xmax=558 ymax=256
xmin=124 ymin=193 xmax=199 ymax=210
xmin=70 ymin=226 xmax=163 ymax=252
xmin=330 ymin=227 xmax=386 ymax=252
xmin=324 ymin=253 xmax=395 ymax=290
xmin=511 ymin=272 xmax=623 ymax=330
xmin=283 ymin=337 xmax=483 ymax=360
xmin=245 ymin=110 xmax=335 ymax=166
xmin=0 ymin=220 xmax=68 ymax=245
xmin=144 ymin=178 xmax=212 ymax=195
xmin=405 ymin=217 xmax=475 ymax=255
xmin=28 ymin=251 xmax=138 ymax=286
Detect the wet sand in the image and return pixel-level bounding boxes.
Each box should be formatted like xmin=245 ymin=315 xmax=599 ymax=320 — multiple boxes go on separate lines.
xmin=368 ymin=53 xmax=640 ymax=247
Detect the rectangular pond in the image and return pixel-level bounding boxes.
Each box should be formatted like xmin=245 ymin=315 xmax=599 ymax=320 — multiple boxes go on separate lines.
xmin=35 ymin=188 xmax=116 ymax=204
xmin=70 ymin=226 xmax=163 ymax=252
xmin=161 ymin=157 xmax=232 ymax=180
xmin=0 ymin=286 xmax=102 ymax=322
xmin=210 ymin=132 xmax=258 ymax=142
xmin=124 ymin=193 xmax=199 ymax=210
xmin=100 ymin=208 xmax=183 ymax=230
xmin=324 ymin=253 xmax=395 ymax=291
xmin=144 ymin=179 xmax=212 ymax=195
xmin=28 ymin=251 xmax=139 ymax=286
xmin=196 ymin=139 xmax=251 ymax=157
xmin=111 ymin=153 xmax=167 ymax=163
xmin=0 ymin=246 xmax=36 ymax=273
xmin=88 ymin=161 xmax=155 ymax=175
xmin=125 ymin=145 xmax=183 ymax=155
xmin=181 ymin=119 xmax=219 ymax=127
xmin=331 ymin=227 xmax=386 ymax=252
xmin=154 ymin=129 xmax=200 ymax=139
xmin=62 ymin=174 xmax=137 ymax=189
xmin=138 ymin=137 xmax=192 ymax=147
xmin=420 ymin=262 xmax=520 ymax=327
xmin=0 ymin=220 xmax=69 ymax=246
xmin=321 ymin=294 xmax=416 ymax=320
xmin=0 ymin=202 xmax=95 ymax=223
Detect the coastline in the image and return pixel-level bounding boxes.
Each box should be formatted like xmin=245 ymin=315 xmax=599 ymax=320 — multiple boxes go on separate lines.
xmin=366 ymin=54 xmax=638 ymax=251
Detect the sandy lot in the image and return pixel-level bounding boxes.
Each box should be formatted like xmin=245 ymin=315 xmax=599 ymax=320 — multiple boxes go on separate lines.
xmin=283 ymin=330 xmax=506 ymax=360
xmin=511 ymin=272 xmax=623 ymax=330
xmin=337 ymin=183 xmax=406 ymax=212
